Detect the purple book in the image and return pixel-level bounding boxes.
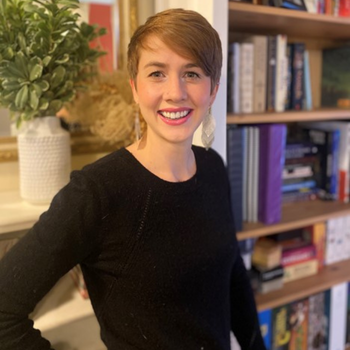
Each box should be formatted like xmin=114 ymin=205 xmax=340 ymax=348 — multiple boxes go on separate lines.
xmin=258 ymin=124 xmax=287 ymax=224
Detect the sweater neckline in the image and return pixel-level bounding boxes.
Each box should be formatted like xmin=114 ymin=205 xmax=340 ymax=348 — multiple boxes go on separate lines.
xmin=120 ymin=147 xmax=200 ymax=193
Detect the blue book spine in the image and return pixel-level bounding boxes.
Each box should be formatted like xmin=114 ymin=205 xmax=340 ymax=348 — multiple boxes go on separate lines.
xmin=227 ymin=126 xmax=244 ymax=232
xmin=282 ymin=180 xmax=317 ymax=193
xmin=328 ymin=129 xmax=340 ymax=199
xmin=259 ymin=309 xmax=272 ymax=350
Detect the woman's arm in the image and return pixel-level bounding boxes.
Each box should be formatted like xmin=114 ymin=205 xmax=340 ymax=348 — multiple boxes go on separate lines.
xmin=0 ymin=172 xmax=103 ymax=349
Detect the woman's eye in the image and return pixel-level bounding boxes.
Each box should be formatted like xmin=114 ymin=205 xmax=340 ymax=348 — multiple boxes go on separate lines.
xmin=185 ymin=72 xmax=200 ymax=79
xmin=149 ymin=71 xmax=163 ymax=78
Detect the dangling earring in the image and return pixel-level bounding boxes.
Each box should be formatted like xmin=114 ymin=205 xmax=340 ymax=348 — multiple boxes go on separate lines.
xmin=134 ymin=107 xmax=141 ymax=141
xmin=201 ymin=107 xmax=216 ymax=150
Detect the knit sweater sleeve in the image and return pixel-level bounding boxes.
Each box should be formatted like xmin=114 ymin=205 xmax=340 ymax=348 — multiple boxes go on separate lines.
xmin=0 ymin=171 xmax=104 ymax=350
xmin=230 ymin=252 xmax=266 ymax=349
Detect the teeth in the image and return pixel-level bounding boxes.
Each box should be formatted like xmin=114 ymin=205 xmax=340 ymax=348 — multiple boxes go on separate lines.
xmin=161 ymin=110 xmax=190 ymax=120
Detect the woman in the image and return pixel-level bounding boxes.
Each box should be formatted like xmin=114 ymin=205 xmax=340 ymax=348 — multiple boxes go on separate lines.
xmin=0 ymin=8 xmax=266 ymax=350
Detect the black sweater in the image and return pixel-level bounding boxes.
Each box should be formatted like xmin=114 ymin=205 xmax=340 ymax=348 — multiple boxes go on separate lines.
xmin=0 ymin=146 xmax=265 ymax=350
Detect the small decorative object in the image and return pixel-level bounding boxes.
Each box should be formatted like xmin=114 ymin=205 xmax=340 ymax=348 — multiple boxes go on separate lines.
xmin=201 ymin=107 xmax=216 ymax=150
xmin=61 ymin=70 xmax=147 ymax=147
xmin=0 ymin=0 xmax=105 ymax=203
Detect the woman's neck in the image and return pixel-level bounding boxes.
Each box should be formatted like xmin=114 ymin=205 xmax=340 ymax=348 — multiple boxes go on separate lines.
xmin=126 ymin=134 xmax=196 ymax=183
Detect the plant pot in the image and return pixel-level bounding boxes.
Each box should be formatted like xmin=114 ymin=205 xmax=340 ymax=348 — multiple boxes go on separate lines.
xmin=17 ymin=116 xmax=71 ymax=204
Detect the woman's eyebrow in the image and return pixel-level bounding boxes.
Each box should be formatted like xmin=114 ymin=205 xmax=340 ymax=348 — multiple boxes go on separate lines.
xmin=143 ymin=62 xmax=199 ymax=69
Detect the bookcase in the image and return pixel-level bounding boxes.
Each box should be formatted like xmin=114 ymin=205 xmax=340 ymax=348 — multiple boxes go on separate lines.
xmin=227 ymin=0 xmax=350 ymax=345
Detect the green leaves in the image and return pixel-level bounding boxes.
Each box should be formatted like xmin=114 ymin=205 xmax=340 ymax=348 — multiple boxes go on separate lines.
xmin=0 ymin=0 xmax=106 ymax=122
xmin=15 ymin=85 xmax=28 ymax=109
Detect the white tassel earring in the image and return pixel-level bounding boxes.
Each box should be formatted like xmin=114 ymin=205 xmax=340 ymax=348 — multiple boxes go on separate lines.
xmin=134 ymin=107 xmax=141 ymax=141
xmin=201 ymin=107 xmax=216 ymax=150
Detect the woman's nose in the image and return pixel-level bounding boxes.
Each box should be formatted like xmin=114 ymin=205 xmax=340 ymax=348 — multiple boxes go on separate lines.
xmin=164 ymin=76 xmax=187 ymax=102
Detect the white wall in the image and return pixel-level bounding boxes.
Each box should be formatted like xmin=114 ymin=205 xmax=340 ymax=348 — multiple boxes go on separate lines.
xmin=154 ymin=0 xmax=228 ymax=162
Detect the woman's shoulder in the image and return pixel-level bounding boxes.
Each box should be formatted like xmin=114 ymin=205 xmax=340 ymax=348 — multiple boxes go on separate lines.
xmin=192 ymin=145 xmax=225 ymax=168
xmin=79 ymin=148 xmax=133 ymax=178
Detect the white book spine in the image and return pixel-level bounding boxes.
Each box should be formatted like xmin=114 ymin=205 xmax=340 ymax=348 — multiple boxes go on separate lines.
xmin=274 ymin=34 xmax=288 ymax=112
xmin=239 ymin=43 xmax=254 ymax=114
xmin=325 ymin=218 xmax=337 ymax=265
xmin=329 ymin=282 xmax=347 ymax=350
xmin=252 ymin=127 xmax=259 ymax=222
xmin=233 ymin=43 xmax=241 ymax=114
xmin=252 ymin=36 xmax=268 ymax=113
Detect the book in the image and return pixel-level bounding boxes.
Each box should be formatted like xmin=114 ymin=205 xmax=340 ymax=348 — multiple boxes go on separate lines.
xmin=289 ymin=43 xmax=305 ymax=110
xmin=266 ymin=36 xmax=277 ymax=112
xmin=227 ymin=126 xmax=244 ymax=231
xmin=283 ymin=259 xmax=318 ymax=283
xmin=281 ymin=244 xmax=316 ymax=267
xmin=258 ymin=124 xmax=287 ymax=224
xmin=252 ymin=264 xmax=284 ymax=293
xmin=272 ymin=304 xmax=291 ymax=349
xmin=321 ymin=46 xmax=350 ymax=108
xmin=275 ymin=34 xmax=288 ymax=112
xmin=289 ymin=298 xmax=309 ymax=350
xmin=328 ymin=282 xmax=348 ymax=350
xmin=303 ymin=50 xmax=313 ymax=110
xmin=284 ymin=142 xmax=319 ymax=160
xmin=301 ymin=121 xmax=350 ymax=203
xmin=240 ymin=43 xmax=254 ymax=113
xmin=308 ymin=292 xmax=328 ymax=350
xmin=301 ymin=127 xmax=340 ymax=200
xmin=302 ymin=222 xmax=326 ymax=271
xmin=246 ymin=35 xmax=268 ymax=112
xmin=252 ymin=238 xmax=282 ymax=269
xmin=259 ymin=309 xmax=272 ymax=350
xmin=252 ymin=127 xmax=260 ymax=222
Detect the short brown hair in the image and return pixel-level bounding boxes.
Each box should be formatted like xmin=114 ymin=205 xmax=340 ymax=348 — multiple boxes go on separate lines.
xmin=127 ymin=8 xmax=222 ymax=93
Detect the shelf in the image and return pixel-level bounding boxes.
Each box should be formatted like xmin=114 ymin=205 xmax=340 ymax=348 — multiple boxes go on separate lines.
xmin=229 ymin=1 xmax=350 ymax=40
xmin=227 ymin=109 xmax=350 ymax=124
xmin=256 ymin=258 xmax=350 ymax=311
xmin=237 ymin=200 xmax=350 ymax=240
xmin=0 ymin=191 xmax=48 ymax=236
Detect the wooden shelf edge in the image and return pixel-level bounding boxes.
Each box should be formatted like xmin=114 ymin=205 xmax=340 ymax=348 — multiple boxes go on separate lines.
xmin=228 ymin=1 xmax=350 ymax=25
xmin=256 ymin=259 xmax=350 ymax=311
xmin=237 ymin=201 xmax=350 ymax=240
xmin=227 ymin=109 xmax=350 ymax=125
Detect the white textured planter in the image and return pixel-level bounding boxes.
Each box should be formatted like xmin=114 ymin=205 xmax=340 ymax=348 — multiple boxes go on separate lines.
xmin=17 ymin=116 xmax=71 ymax=204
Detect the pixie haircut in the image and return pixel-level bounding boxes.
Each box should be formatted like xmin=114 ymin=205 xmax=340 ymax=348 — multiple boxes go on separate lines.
xmin=127 ymin=8 xmax=222 ymax=93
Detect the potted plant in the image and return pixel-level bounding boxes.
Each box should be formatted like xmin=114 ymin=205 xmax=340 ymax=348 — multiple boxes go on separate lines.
xmin=0 ymin=0 xmax=105 ymax=203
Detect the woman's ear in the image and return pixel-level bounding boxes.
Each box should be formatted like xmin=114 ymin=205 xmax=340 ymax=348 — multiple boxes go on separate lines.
xmin=130 ymin=79 xmax=139 ymax=104
xmin=210 ymin=82 xmax=220 ymax=106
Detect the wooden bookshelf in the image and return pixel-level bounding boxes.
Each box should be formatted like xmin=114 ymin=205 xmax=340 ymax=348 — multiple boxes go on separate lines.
xmin=237 ymin=200 xmax=350 ymax=240
xmin=229 ymin=1 xmax=350 ymax=40
xmin=255 ymin=258 xmax=350 ymax=311
xmin=227 ymin=109 xmax=350 ymax=124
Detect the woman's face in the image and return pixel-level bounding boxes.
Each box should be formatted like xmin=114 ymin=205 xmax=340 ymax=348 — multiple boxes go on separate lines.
xmin=130 ymin=35 xmax=218 ymax=147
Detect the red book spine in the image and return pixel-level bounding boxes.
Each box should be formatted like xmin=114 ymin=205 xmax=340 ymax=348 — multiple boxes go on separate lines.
xmin=281 ymin=244 xmax=316 ymax=267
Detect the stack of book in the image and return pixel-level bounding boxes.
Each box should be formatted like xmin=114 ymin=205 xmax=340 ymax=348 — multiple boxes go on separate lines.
xmin=282 ymin=141 xmax=319 ymax=204
xmin=251 ymin=238 xmax=284 ymax=294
